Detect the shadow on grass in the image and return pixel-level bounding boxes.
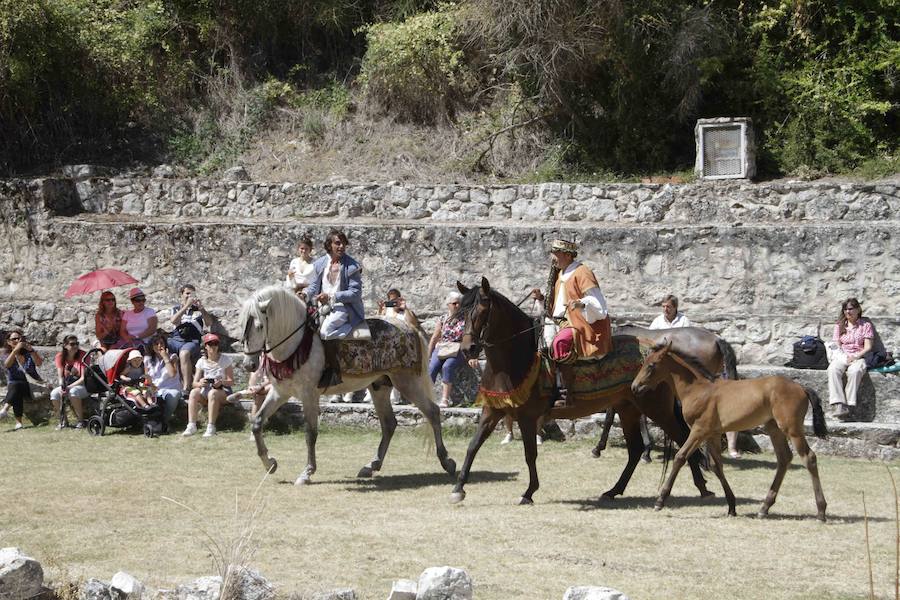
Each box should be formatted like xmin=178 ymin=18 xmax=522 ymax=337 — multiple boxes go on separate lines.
xmin=342 ymin=470 xmax=518 ymax=492
xmin=556 ymin=493 xmax=758 ymax=511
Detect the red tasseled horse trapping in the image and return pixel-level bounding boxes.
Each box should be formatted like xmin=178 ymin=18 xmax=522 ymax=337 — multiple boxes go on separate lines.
xmin=262 ymin=325 xmax=315 ymax=381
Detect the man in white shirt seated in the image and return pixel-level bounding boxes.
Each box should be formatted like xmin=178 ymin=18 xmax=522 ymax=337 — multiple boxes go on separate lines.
xmin=649 ymin=294 xmax=691 ymax=330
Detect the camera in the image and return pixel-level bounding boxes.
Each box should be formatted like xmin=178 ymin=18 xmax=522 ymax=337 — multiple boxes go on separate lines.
xmin=383 ymin=300 xmax=397 ymax=308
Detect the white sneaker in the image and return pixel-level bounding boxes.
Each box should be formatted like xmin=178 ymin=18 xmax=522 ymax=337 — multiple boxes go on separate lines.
xmin=182 ymin=422 xmax=197 ymax=437
xmin=203 ymin=424 xmax=217 ymax=438
xmin=0 ymin=405 xmax=8 ymax=420
xmin=500 ymin=432 xmax=514 ymax=445
xmin=536 ymin=435 xmax=543 ymax=446
xmin=14 ymin=422 xmax=24 ymax=431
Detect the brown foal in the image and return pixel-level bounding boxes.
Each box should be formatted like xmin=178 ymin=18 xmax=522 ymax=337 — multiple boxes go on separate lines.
xmin=631 ymin=341 xmax=829 ymax=521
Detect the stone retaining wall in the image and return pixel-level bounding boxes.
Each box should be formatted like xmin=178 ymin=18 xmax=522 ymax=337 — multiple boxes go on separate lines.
xmin=2 ymin=176 xmax=899 ymax=366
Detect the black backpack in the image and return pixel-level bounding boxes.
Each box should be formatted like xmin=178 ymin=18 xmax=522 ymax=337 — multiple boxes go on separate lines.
xmin=785 ymin=336 xmax=829 ymax=370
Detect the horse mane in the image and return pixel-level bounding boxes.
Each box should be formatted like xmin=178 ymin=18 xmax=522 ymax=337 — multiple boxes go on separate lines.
xmin=652 ymin=342 xmax=716 ymax=382
xmin=238 ymin=284 xmax=307 ymax=342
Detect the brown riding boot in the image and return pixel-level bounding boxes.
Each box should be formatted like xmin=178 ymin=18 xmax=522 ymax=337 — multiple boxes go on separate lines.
xmin=553 ymin=365 xmax=576 ymax=409
xmin=318 ymin=339 xmax=343 ymax=388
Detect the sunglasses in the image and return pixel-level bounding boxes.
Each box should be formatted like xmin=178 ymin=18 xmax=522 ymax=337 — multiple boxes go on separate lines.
xmin=844 ymin=307 xmax=859 ymax=312
xmin=8 ymin=337 xmax=21 ymax=342
xmin=205 ymin=341 xmax=219 ymax=346
xmin=66 ymin=341 xmax=79 ymax=347
xmin=132 ymin=297 xmax=146 ymax=302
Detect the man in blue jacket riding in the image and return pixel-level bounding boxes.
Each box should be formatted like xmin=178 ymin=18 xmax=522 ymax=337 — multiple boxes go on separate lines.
xmin=306 ymin=229 xmax=364 ymax=387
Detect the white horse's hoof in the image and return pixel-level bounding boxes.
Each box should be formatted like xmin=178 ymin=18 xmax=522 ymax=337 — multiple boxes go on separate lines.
xmin=449 ymin=491 xmax=466 ymax=504
xmin=357 ymin=466 xmax=374 ymax=478
xmin=267 ymin=458 xmax=278 ymax=474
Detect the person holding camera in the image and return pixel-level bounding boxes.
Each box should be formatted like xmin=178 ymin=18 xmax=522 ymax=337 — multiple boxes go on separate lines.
xmin=1 ymin=330 xmax=43 ymax=430
xmin=49 ymin=335 xmax=89 ymax=429
xmin=379 ymin=288 xmax=407 ymax=318
xmin=182 ymin=333 xmax=234 ymax=438
xmin=94 ymin=291 xmax=128 ymax=350
xmin=167 ymin=284 xmax=211 ymax=394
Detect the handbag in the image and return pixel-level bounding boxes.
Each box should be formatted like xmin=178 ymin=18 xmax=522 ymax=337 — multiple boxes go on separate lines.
xmin=436 ymin=341 xmax=461 ymax=359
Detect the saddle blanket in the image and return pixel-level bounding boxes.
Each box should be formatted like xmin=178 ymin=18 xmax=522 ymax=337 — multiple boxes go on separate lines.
xmin=538 ymin=336 xmax=651 ymax=403
xmin=476 ymin=336 xmax=650 ymax=410
xmin=337 ymin=318 xmax=422 ymax=375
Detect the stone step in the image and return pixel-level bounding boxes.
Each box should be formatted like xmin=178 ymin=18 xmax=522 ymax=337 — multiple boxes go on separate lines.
xmin=21 ymin=351 xmax=900 ymax=424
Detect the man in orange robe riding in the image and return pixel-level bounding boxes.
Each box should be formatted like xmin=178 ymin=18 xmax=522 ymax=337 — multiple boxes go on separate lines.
xmin=531 ymin=239 xmax=612 ymax=407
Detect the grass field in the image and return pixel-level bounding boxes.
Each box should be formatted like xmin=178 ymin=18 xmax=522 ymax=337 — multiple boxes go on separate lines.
xmin=0 ymin=423 xmax=896 ymax=599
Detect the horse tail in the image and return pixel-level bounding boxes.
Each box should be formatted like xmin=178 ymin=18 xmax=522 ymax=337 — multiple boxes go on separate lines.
xmin=805 ymin=387 xmax=828 ymax=439
xmin=716 ymin=337 xmax=739 ymax=380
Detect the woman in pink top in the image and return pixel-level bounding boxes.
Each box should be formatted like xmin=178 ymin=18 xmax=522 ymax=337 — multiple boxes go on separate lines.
xmin=827 ymin=297 xmax=873 ymax=421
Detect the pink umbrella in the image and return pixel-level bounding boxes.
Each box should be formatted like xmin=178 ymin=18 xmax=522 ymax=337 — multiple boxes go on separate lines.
xmin=65 ymin=269 xmax=138 ymax=298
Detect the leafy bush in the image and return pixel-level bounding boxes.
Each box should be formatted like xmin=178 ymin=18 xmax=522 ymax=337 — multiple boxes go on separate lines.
xmin=360 ymin=7 xmax=477 ymax=123
xmin=741 ymin=0 xmax=898 ymax=174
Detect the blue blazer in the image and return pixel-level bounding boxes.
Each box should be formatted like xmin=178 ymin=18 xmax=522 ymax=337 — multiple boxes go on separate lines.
xmin=306 ymin=254 xmax=365 ymax=326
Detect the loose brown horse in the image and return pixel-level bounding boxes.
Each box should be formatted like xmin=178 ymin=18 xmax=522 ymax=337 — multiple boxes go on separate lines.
xmin=450 ymin=278 xmax=715 ymax=505
xmin=593 ymin=325 xmax=738 ymax=457
xmin=631 ymin=341 xmax=828 ymax=521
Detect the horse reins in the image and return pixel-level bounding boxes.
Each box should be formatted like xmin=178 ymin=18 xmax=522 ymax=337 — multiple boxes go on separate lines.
xmin=473 ymin=294 xmax=542 ymax=348
xmin=245 ymin=307 xmax=320 ymax=356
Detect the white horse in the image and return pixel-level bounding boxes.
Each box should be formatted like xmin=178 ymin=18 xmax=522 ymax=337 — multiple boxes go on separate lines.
xmin=239 ymin=285 xmax=457 ymax=485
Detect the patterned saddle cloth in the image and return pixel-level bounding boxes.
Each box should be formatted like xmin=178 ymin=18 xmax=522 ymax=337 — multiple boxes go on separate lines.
xmin=476 ymin=336 xmax=651 ymax=410
xmin=336 ymin=318 xmax=422 ymax=375
xmin=538 ymin=335 xmax=651 ymax=403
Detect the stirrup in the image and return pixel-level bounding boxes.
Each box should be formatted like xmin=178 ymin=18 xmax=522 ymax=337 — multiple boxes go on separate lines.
xmin=552 ymin=388 xmax=573 ymax=409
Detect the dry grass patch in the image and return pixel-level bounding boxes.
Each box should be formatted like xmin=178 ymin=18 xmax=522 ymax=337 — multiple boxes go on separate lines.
xmin=0 ymin=424 xmax=895 ymax=599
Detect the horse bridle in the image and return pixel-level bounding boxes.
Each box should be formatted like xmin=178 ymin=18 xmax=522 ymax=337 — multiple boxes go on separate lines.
xmin=468 ymin=291 xmax=542 ymax=349
xmin=244 ymin=307 xmax=319 ymax=356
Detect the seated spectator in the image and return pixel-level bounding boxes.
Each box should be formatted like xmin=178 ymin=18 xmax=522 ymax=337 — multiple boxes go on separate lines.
xmin=1 ymin=330 xmax=43 ymax=430
xmin=828 ymin=297 xmax=873 ymax=421
xmin=286 ymin=236 xmax=316 ymax=295
xmin=166 ymin=284 xmax=210 ymax=394
xmin=50 ymin=335 xmax=89 ymax=429
xmin=428 ymin=292 xmax=465 ymax=408
xmin=120 ymin=350 xmax=152 ymax=408
xmin=379 ymin=288 xmax=408 ymax=318
xmin=649 ymin=294 xmax=692 ymax=329
xmin=122 ymin=288 xmax=158 ymax=349
xmin=183 ymin=333 xmax=234 ymax=438
xmin=145 ymin=332 xmax=182 ymax=427
xmin=95 ymin=291 xmax=127 ymax=350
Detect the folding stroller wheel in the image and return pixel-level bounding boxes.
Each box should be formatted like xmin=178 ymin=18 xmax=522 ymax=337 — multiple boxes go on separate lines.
xmin=87 ymin=416 xmax=104 ymax=437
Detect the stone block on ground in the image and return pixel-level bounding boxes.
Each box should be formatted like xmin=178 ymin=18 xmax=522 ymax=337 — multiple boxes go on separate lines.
xmin=387 ymin=579 xmax=417 ymax=600
xmin=311 ymin=589 xmax=357 ymax=600
xmin=176 ymin=576 xmax=221 ymax=600
xmin=81 ymin=578 xmax=112 ymax=600
xmin=563 ymin=586 xmax=630 ymax=600
xmin=416 ymin=567 xmax=473 ymax=600
xmin=227 ymin=567 xmax=274 ymax=600
xmin=110 ymin=571 xmax=143 ymax=599
xmin=0 ymin=547 xmax=44 ymax=599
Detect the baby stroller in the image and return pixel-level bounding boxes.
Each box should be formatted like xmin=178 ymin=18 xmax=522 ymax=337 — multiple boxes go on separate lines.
xmin=82 ymin=348 xmax=167 ymax=437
